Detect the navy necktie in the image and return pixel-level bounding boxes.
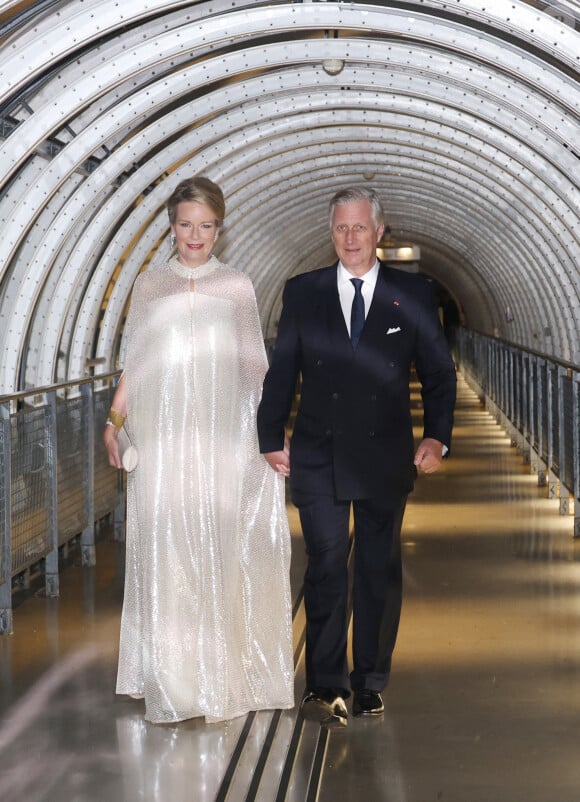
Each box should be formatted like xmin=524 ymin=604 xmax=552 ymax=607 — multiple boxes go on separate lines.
xmin=350 ymin=278 xmax=365 ymax=348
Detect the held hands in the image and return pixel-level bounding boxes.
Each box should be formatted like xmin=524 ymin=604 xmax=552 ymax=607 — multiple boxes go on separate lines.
xmin=263 ymin=437 xmax=290 ymax=477
xmin=414 ymin=437 xmax=445 ymax=475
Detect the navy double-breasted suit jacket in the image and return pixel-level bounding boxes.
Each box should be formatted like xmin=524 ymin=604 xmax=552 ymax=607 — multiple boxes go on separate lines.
xmin=257 ymin=262 xmax=457 ymax=502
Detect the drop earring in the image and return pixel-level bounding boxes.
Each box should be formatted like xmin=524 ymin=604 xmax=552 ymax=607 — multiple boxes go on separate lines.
xmin=170 ymin=233 xmax=176 ymax=248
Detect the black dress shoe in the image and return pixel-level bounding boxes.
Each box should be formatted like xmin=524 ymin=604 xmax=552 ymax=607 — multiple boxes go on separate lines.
xmin=352 ymin=690 xmax=384 ymax=717
xmin=301 ymin=688 xmax=348 ymax=728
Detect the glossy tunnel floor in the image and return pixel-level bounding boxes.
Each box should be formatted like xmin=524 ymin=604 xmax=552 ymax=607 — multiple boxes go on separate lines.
xmin=1 ymin=374 xmax=580 ymax=802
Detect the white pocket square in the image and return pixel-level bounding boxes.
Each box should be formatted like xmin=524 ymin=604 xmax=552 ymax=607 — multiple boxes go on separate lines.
xmin=386 ymin=326 xmax=401 ymax=335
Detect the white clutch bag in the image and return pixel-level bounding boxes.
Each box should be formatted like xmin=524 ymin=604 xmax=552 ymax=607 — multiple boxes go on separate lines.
xmin=117 ymin=426 xmax=139 ymax=472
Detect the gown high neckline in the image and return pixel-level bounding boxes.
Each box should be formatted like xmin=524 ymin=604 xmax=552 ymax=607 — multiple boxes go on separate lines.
xmin=168 ymin=254 xmax=219 ymax=279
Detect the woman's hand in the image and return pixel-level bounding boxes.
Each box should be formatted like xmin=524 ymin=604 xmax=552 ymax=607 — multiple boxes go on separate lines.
xmin=104 ymin=424 xmax=123 ymax=469
xmin=104 ymin=375 xmax=128 ymax=469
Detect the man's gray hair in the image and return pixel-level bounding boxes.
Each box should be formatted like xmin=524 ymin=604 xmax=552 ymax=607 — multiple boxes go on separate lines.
xmin=329 ymin=186 xmax=385 ymax=229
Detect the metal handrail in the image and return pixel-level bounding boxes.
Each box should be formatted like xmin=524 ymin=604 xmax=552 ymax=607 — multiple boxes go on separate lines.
xmin=1 ymin=336 xmax=578 ymax=636
xmin=0 ymin=372 xmax=124 ymax=633
xmin=456 ymin=328 xmax=579 ymax=538
xmin=464 ymin=329 xmax=580 ymax=373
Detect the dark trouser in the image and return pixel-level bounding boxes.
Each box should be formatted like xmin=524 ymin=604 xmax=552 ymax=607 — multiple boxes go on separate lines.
xmin=297 ymin=492 xmax=407 ymax=696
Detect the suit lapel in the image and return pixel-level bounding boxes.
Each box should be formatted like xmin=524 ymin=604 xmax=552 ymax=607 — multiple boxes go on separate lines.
xmin=358 ymin=265 xmax=403 ymax=348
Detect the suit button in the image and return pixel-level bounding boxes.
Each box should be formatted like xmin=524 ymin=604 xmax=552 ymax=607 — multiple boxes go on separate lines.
xmin=370 ymin=394 xmax=377 ymax=401
xmin=317 ymin=359 xmax=323 ymax=366
xmin=368 ymin=431 xmax=375 ymax=438
xmin=389 ymin=362 xmax=395 ymax=368
xmin=325 ymin=429 xmax=332 ymax=436
xmin=332 ymin=392 xmax=339 ymax=400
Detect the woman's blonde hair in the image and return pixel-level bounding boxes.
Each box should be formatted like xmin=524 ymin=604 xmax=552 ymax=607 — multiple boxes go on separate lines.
xmin=167 ymin=176 xmax=225 ymax=226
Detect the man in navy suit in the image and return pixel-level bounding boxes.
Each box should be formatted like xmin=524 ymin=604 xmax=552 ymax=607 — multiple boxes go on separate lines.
xmin=257 ymin=187 xmax=456 ymax=727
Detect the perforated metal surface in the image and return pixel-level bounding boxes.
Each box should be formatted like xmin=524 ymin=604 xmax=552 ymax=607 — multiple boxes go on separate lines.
xmin=0 ymin=0 xmax=578 ymax=390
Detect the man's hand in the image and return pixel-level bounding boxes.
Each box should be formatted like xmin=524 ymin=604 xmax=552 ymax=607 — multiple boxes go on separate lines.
xmin=414 ymin=437 xmax=445 ymax=475
xmin=263 ymin=438 xmax=290 ymax=477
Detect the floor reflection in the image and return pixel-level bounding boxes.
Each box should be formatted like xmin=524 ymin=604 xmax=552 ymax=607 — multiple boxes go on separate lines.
xmin=115 ymin=713 xmax=245 ymax=802
xmin=1 ymin=375 xmax=579 ymax=801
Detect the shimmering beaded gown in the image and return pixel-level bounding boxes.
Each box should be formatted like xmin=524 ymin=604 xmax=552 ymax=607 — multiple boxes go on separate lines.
xmin=116 ymin=255 xmax=294 ymax=723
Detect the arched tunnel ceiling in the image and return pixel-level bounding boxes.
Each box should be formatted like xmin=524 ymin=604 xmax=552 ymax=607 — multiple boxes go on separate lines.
xmin=0 ymin=0 xmax=578 ymax=391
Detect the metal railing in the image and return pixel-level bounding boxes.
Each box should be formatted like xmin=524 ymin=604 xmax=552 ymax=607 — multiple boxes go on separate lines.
xmin=0 ymin=373 xmax=123 ymax=633
xmin=456 ymin=329 xmax=579 ymax=537
xmin=1 ymin=332 xmax=578 ymax=633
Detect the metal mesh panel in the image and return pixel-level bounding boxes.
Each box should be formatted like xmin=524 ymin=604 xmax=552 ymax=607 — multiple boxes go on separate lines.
xmin=488 ymin=343 xmax=496 ymax=402
xmin=521 ymin=355 xmax=530 ymax=441
xmin=94 ymin=388 xmax=120 ymax=520
xmin=576 ymin=379 xmax=580 ymax=501
xmin=551 ymin=366 xmax=560 ymax=476
xmin=456 ymin=330 xmax=578 ymax=494
xmin=0 ymin=422 xmax=7 ymax=586
xmin=57 ymin=396 xmax=89 ymax=544
xmin=561 ymin=374 xmax=574 ymax=493
xmin=514 ymin=351 xmax=524 ymax=435
xmin=476 ymin=338 xmax=486 ymax=394
xmin=529 ymin=358 xmax=539 ymax=453
xmin=507 ymin=350 xmax=514 ymax=424
xmin=540 ymin=365 xmax=549 ymax=464
xmin=466 ymin=333 xmax=477 ymax=377
xmin=495 ymin=346 xmax=503 ymax=407
xmin=11 ymin=407 xmax=51 ymax=574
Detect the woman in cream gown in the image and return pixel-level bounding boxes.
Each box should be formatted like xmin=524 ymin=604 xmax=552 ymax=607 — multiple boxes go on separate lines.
xmin=104 ymin=177 xmax=294 ymax=724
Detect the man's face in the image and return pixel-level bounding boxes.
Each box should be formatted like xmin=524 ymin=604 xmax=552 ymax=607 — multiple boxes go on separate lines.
xmin=331 ymin=199 xmax=384 ymax=276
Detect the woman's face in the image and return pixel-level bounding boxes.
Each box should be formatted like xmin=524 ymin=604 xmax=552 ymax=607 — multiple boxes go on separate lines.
xmin=171 ymin=200 xmax=219 ymax=268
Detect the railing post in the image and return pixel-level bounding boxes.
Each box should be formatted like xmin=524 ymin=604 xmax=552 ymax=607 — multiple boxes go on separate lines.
xmin=556 ymin=367 xmax=570 ymax=515
xmin=536 ymin=359 xmax=548 ymax=487
xmin=44 ymin=392 xmax=59 ymax=597
xmin=573 ymin=371 xmax=580 ymax=538
xmin=507 ymin=348 xmax=515 ymax=444
xmin=546 ymin=364 xmax=559 ymax=500
xmin=529 ymin=356 xmax=539 ymax=474
xmin=521 ymin=354 xmax=530 ymax=464
xmin=0 ymin=401 xmax=13 ymax=634
xmin=81 ymin=382 xmax=96 ymax=566
xmin=113 ymin=473 xmax=126 ymax=542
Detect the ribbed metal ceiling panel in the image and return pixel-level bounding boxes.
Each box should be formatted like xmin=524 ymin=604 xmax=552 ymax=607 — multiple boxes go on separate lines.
xmin=0 ymin=0 xmax=578 ymax=390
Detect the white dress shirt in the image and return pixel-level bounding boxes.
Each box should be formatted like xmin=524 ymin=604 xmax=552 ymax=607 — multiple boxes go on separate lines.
xmin=337 ymin=260 xmax=380 ymax=336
